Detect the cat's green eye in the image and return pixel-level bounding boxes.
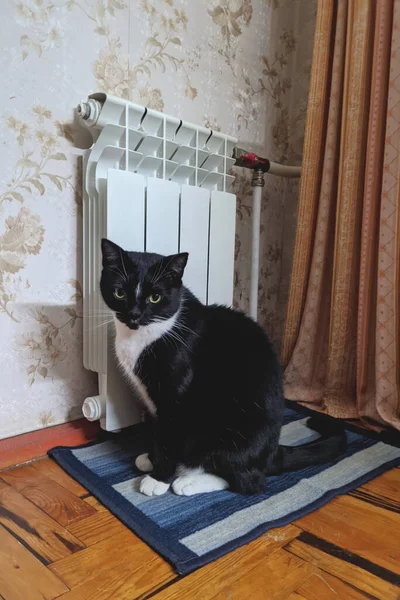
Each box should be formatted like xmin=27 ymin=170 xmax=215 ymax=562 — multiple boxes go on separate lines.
xmin=113 ymin=288 xmax=126 ymax=300
xmin=149 ymin=293 xmax=162 ymax=304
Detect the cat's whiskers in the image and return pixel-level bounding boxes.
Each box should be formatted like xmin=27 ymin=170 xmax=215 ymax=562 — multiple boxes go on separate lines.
xmin=154 ymin=316 xmax=198 ymax=338
xmin=151 ymin=322 xmax=191 ymax=353
xmin=164 ymin=330 xmax=191 ymax=353
xmin=157 ymin=256 xmax=174 ymax=281
xmin=155 ymin=270 xmax=176 ymax=281
xmin=108 ymin=265 xmax=127 ymax=281
xmin=150 ymin=259 xmax=165 ymax=284
xmin=152 ymin=257 xmax=174 ymax=284
xmin=176 ymin=323 xmax=199 ymax=337
xmin=86 ymin=319 xmax=114 ymax=332
xmin=155 ymin=329 xmax=180 ymax=352
xmin=118 ymin=250 xmax=128 ymax=281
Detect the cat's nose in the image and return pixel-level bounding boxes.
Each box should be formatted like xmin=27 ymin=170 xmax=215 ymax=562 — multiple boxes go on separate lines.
xmin=128 ymin=309 xmax=140 ymax=327
xmin=130 ymin=307 xmax=141 ymax=318
xmin=129 ymin=318 xmax=139 ymax=329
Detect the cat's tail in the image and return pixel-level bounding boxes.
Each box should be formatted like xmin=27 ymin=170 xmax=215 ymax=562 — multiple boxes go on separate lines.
xmin=276 ymin=416 xmax=347 ymax=472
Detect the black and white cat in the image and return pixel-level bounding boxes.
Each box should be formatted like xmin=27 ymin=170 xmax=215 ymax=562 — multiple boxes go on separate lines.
xmin=100 ymin=239 xmax=346 ymax=497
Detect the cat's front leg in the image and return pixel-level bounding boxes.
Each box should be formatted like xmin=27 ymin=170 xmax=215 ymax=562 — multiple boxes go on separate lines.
xmin=139 ymin=439 xmax=177 ymax=497
xmin=139 ymin=460 xmax=177 ymax=496
xmin=135 ymin=452 xmax=154 ymax=473
xmin=139 ymin=474 xmax=170 ymax=496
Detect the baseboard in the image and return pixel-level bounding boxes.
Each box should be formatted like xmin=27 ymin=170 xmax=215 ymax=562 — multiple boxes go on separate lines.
xmin=0 ymin=418 xmax=100 ymax=470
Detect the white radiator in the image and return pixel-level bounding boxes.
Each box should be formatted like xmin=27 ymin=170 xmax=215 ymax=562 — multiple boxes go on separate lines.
xmin=78 ymin=94 xmax=237 ymax=431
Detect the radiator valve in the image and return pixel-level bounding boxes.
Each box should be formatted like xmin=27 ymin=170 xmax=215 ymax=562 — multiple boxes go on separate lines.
xmin=233 ymin=147 xmax=270 ymax=172
xmin=76 ymin=98 xmax=102 ymax=127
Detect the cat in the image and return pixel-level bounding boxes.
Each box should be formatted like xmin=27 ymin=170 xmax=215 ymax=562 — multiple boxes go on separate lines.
xmin=100 ymin=238 xmax=346 ymax=497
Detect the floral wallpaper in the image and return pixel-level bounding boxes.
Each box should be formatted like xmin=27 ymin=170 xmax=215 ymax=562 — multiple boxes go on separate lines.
xmin=0 ymin=0 xmax=316 ymax=439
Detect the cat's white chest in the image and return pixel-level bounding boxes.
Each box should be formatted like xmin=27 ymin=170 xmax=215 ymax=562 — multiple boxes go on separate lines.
xmin=114 ymin=315 xmax=177 ymax=416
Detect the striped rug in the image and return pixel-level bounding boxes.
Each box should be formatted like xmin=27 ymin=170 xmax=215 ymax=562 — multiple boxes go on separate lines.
xmin=49 ymin=408 xmax=400 ymax=574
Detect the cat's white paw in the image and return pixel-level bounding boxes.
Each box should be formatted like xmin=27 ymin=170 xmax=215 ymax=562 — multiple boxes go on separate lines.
xmin=140 ymin=475 xmax=170 ymax=497
xmin=172 ymin=472 xmax=229 ymax=496
xmin=135 ymin=453 xmax=153 ymax=473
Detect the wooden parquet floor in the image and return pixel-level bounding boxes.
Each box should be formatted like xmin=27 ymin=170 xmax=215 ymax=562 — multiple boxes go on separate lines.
xmin=0 ymin=457 xmax=399 ymax=599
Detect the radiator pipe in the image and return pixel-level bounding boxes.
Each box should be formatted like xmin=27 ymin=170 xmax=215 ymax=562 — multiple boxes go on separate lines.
xmin=233 ymin=147 xmax=302 ymax=177
xmin=249 ymin=170 xmax=264 ymax=320
xmin=233 ymin=147 xmax=301 ymax=321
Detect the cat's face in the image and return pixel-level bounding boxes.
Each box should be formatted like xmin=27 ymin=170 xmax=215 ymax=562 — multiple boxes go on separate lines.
xmin=100 ymin=239 xmax=188 ymax=330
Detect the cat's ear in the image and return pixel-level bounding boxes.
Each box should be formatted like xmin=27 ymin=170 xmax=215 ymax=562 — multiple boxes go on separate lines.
xmin=101 ymin=238 xmax=124 ymax=266
xmin=167 ymin=252 xmax=188 ymax=280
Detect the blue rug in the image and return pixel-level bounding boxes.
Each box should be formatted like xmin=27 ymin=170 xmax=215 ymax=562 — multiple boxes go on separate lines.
xmin=49 ymin=408 xmax=400 ymax=574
